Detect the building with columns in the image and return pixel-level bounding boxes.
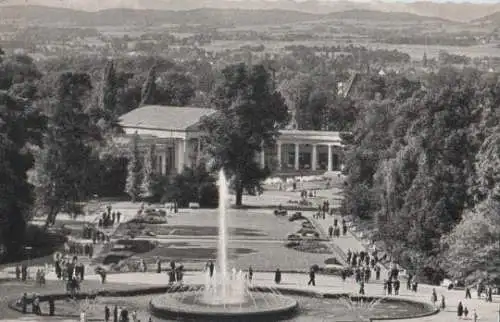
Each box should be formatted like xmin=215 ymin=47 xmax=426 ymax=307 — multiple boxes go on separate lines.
xmin=118 ymin=105 xmax=345 ymax=175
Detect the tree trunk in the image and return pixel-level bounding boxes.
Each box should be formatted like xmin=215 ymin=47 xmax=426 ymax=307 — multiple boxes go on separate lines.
xmin=44 ymin=209 xmax=56 ymax=229
xmin=235 ymin=187 xmax=243 ymax=207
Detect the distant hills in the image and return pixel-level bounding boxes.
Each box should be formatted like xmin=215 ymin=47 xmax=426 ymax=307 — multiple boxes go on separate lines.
xmin=472 ymin=11 xmax=500 ymax=26
xmin=0 ymin=6 xmax=456 ymax=27
xmin=1 ymin=0 xmax=500 ymax=22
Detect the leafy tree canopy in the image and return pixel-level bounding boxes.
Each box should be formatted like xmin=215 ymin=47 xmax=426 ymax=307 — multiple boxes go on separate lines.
xmin=201 ymin=63 xmax=289 ymax=205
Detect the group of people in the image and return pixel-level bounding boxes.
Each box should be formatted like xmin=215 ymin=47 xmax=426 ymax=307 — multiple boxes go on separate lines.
xmin=64 ymin=240 xmax=95 ymax=258
xmin=154 ymin=259 xmax=185 ymax=284
xmin=54 ymin=254 xmax=87 ymax=297
xmin=328 ymin=218 xmax=347 ymax=238
xmin=457 ymin=301 xmax=479 ymax=321
xmin=346 ymin=249 xmax=380 ymax=269
xmin=14 ymin=264 xmax=47 ymax=286
xmin=104 ymin=304 xmax=154 ymax=322
xmin=470 ymin=281 xmax=495 ymax=302
xmin=99 ymin=205 xmax=122 ymax=228
xmin=14 ymin=264 xmax=29 ymax=281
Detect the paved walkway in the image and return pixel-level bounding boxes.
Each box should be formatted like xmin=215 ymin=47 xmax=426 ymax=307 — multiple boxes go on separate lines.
xmin=4 ymin=271 xmax=498 ymax=322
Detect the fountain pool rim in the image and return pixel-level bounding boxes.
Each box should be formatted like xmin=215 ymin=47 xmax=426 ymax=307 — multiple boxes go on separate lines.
xmin=150 ymin=291 xmax=299 ymax=320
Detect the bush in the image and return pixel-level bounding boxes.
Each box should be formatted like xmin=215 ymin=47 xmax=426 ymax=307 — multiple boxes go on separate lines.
xmin=198 ymin=182 xmax=218 ymax=208
xmin=115 ymin=239 xmax=157 ymax=253
xmin=18 ymin=225 xmax=67 ymax=261
xmin=130 ymin=215 xmax=167 ymax=224
xmin=103 ymin=254 xmax=129 ymax=265
xmin=297 ymin=228 xmax=319 ymax=237
xmin=163 ymin=165 xmax=218 ymax=208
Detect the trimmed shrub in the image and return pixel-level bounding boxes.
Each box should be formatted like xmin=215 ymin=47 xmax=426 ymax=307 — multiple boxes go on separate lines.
xmin=198 ymin=182 xmax=218 ymax=208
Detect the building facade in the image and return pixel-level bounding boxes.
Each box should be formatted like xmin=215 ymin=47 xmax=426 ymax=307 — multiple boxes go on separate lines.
xmin=118 ymin=105 xmax=345 ymax=175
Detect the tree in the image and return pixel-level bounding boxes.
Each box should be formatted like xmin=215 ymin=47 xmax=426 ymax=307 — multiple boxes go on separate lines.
xmin=163 ymin=165 xmax=218 ymax=208
xmin=140 ymin=66 xmax=156 ymax=106
xmin=201 ymin=63 xmax=289 ymax=206
xmin=125 ymin=133 xmax=142 ymax=202
xmin=33 ymin=72 xmax=100 ymax=227
xmin=141 ymin=144 xmax=156 ymax=200
xmin=154 ymin=71 xmax=196 ymax=106
xmin=98 ymin=60 xmax=120 ymax=132
xmin=0 ymin=92 xmax=46 ymax=259
xmin=443 ymin=198 xmax=500 ymax=285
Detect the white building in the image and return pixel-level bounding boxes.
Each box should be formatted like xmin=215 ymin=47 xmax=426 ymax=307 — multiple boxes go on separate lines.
xmin=119 ymin=105 xmax=345 ymax=175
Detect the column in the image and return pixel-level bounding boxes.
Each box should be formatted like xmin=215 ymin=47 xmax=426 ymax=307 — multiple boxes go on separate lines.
xmin=277 ymin=141 xmax=282 ymax=170
xmin=177 ymin=139 xmax=186 ymax=174
xmin=260 ymin=149 xmax=266 ymax=169
xmin=183 ymin=140 xmax=188 ymax=169
xmin=312 ymin=144 xmax=317 ymax=171
xmin=294 ymin=143 xmax=300 ymax=170
xmin=196 ymin=139 xmax=201 ymax=166
xmin=161 ymin=151 xmax=167 ymax=175
xmin=327 ymin=144 xmax=333 ymax=172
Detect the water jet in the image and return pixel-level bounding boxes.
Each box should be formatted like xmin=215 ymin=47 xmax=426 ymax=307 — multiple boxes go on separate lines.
xmin=149 ymin=169 xmax=298 ymax=321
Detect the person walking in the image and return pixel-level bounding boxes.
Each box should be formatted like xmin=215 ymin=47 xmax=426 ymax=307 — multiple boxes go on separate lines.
xmin=457 ymin=301 xmax=464 ymax=319
xmin=472 ymin=309 xmax=478 ymax=322
xmin=104 ymin=305 xmax=110 ymax=322
xmin=431 ymin=288 xmax=438 ymax=308
xmin=308 ymin=268 xmax=316 ymax=286
xmin=465 ymin=287 xmax=472 ymax=299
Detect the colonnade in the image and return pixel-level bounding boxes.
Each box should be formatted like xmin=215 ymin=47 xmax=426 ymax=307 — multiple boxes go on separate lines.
xmin=260 ymin=141 xmax=342 ymax=172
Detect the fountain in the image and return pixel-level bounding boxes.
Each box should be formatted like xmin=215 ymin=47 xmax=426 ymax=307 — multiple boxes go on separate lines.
xmin=150 ymin=170 xmax=299 ymax=321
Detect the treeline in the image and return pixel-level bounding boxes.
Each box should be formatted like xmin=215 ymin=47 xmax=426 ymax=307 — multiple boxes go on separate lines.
xmin=342 ymin=67 xmax=500 ymax=285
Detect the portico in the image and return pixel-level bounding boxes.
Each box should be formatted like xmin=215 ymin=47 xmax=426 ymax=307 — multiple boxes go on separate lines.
xmin=118 ymin=105 xmax=212 ymax=175
xmin=260 ymin=130 xmax=344 ymax=173
xmin=118 ymin=105 xmax=345 ymax=175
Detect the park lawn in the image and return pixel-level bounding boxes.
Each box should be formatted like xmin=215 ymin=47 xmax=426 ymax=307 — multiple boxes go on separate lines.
xmin=113 ymin=239 xmax=334 ymax=272
xmin=114 ymin=208 xmax=304 ymax=241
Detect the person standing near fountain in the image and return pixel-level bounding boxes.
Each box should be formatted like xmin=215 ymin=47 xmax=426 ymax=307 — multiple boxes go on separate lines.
xmin=275 ymin=268 xmax=282 ymax=284
xmin=208 ymin=260 xmax=214 ymax=278
xmin=394 ymin=279 xmax=400 ymax=295
xmin=104 ymin=305 xmax=110 ymax=322
xmin=113 ymin=305 xmax=118 ymax=322
xmin=156 ymin=259 xmax=161 ymax=273
xmin=248 ymin=266 xmax=253 ymax=282
xmin=359 ymin=281 xmax=365 ymax=295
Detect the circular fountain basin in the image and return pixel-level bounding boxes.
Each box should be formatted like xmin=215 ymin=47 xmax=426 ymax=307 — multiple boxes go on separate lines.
xmin=150 ymin=291 xmax=299 ymax=321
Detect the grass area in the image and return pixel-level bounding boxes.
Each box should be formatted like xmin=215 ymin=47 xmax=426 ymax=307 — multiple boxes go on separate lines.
xmin=114 ymin=209 xmax=303 ymax=241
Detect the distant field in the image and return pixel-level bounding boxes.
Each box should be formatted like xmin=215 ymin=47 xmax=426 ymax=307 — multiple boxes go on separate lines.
xmin=202 ymin=40 xmax=500 ymax=59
